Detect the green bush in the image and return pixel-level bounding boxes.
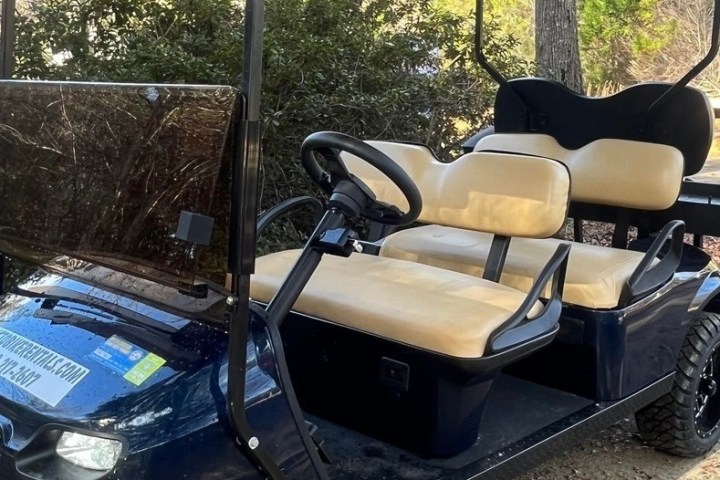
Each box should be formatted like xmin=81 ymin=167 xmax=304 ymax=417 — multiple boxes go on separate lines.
xmin=579 ymin=0 xmax=673 ymax=86
xmin=14 ymin=0 xmax=530 ymax=250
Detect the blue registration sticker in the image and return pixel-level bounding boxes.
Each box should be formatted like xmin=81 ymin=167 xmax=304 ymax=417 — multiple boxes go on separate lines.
xmin=89 ymin=335 xmax=166 ymax=386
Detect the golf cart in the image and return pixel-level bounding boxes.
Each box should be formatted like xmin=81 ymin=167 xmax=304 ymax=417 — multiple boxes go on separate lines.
xmin=0 ymin=0 xmax=719 ymax=479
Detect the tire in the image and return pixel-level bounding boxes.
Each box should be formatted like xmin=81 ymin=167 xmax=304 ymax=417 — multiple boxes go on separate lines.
xmin=635 ymin=311 xmax=720 ymax=457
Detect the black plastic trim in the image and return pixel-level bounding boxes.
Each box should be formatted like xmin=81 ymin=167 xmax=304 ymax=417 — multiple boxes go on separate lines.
xmin=482 ymin=235 xmax=510 ymax=283
xmin=611 ymin=209 xmax=632 ymax=249
xmin=461 ymin=126 xmax=496 ymax=153
xmin=619 ymin=220 xmax=685 ymax=306
xmin=256 ymin=196 xmax=324 ymax=239
xmin=488 ymin=243 xmax=570 ymax=354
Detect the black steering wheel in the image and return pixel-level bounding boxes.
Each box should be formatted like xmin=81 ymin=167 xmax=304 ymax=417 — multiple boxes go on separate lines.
xmin=300 ymin=131 xmax=422 ymax=226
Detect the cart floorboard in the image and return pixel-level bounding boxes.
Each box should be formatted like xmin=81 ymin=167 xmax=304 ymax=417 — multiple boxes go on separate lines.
xmin=314 ymin=373 xmax=672 ymax=480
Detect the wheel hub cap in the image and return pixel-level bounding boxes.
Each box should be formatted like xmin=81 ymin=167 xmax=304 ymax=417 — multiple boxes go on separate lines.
xmin=696 ymin=344 xmax=720 ymax=437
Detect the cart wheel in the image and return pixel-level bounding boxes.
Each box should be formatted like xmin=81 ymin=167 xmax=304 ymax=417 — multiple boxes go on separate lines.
xmin=636 ymin=311 xmax=720 ymax=457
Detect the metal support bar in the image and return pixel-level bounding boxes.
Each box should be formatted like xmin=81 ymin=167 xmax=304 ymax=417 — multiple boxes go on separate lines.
xmin=229 ymin=0 xmax=265 ymax=276
xmin=474 ymin=0 xmax=528 ymax=123
xmin=611 ymin=210 xmax=631 ymax=249
xmin=573 ymin=218 xmax=583 ymax=243
xmin=226 ymin=4 xmax=330 ymax=478
xmin=265 ymin=209 xmax=346 ymax=326
xmin=647 ymin=0 xmax=720 ymax=120
xmin=474 ymin=0 xmax=510 ymax=88
xmin=225 ymin=1 xmax=287 ymax=479
xmin=0 ymin=0 xmax=15 ymax=79
xmin=241 ymin=0 xmax=263 ymax=124
xmin=483 ymin=235 xmax=511 ymax=283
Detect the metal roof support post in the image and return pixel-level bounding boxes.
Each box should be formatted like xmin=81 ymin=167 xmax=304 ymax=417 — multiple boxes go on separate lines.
xmin=646 ymin=0 xmax=720 ymax=121
xmin=226 ymin=0 xmax=329 ymax=474
xmin=474 ymin=0 xmax=509 ymax=89
xmin=226 ymin=1 xmax=286 ymax=478
xmin=0 ymin=0 xmax=15 ymax=79
xmin=474 ymin=0 xmax=528 ymax=123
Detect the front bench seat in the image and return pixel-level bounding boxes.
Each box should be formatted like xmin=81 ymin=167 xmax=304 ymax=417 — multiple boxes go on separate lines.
xmin=252 ymin=151 xmax=571 ymax=358
xmin=252 ymin=250 xmax=543 ymax=358
xmin=251 ymin=149 xmax=572 ymax=457
xmin=342 ymin=137 xmax=684 ymax=309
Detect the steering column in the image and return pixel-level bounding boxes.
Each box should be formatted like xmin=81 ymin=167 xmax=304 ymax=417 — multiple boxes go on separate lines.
xmin=264 ymin=131 xmax=422 ymax=327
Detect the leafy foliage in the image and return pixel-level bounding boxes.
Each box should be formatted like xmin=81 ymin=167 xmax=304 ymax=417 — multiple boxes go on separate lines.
xmin=260 ymin=0 xmax=528 ymax=210
xmin=630 ymin=0 xmax=719 ymax=95
xmin=485 ymin=0 xmax=535 ymax=64
xmin=15 ymin=0 xmax=240 ymax=82
xmin=579 ymin=0 xmax=674 ymax=85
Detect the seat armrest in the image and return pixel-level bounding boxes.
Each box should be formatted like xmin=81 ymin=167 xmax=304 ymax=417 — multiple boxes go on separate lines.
xmin=487 ymin=242 xmax=571 ymax=354
xmin=619 ymin=220 xmax=685 ymax=307
xmin=257 ymin=196 xmax=324 ymax=238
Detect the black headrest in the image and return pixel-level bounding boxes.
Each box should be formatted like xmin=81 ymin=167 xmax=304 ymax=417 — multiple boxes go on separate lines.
xmin=494 ymin=78 xmax=714 ymax=176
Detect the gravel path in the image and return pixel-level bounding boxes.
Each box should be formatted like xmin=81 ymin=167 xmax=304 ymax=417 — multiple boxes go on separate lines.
xmin=519 ymin=419 xmax=720 ymax=480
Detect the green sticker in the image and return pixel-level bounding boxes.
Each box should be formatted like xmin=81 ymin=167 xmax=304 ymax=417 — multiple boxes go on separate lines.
xmin=123 ymin=353 xmax=166 ymax=386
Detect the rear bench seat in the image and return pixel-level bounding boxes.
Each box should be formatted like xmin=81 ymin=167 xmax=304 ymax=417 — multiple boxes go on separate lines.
xmin=381 ymin=226 xmax=653 ymax=309
xmin=342 ymin=135 xmax=685 ymax=309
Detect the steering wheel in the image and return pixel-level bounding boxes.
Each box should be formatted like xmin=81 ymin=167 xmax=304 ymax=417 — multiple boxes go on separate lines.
xmin=300 ymin=131 xmax=422 ymax=226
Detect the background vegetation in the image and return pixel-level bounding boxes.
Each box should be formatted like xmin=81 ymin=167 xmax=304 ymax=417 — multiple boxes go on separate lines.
xmin=12 ymin=0 xmax=528 ymax=222
xmin=6 ymin=0 xmax=719 ymax=251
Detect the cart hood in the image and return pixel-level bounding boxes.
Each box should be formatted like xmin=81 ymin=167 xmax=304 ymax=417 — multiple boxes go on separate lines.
xmin=0 ymin=267 xmax=233 ymax=455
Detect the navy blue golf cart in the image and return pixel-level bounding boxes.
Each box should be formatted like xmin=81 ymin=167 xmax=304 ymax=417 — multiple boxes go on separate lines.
xmin=0 ymin=0 xmax=720 ymax=478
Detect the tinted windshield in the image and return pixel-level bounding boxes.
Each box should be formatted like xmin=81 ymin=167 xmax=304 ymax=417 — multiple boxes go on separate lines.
xmin=0 ymin=81 xmax=235 ymax=289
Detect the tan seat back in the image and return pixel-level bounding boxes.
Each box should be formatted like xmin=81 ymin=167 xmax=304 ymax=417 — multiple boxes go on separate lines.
xmin=474 ymin=133 xmax=684 ymax=210
xmin=341 ymin=142 xmax=570 ymax=238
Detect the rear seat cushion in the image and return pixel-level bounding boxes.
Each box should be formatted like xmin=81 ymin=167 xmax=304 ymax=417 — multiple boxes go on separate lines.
xmin=380 ymin=225 xmax=653 ymax=309
xmin=251 ymin=250 xmax=543 ymax=358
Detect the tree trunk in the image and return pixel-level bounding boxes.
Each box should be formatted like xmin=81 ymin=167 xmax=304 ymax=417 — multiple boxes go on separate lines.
xmin=535 ymin=0 xmax=583 ymax=92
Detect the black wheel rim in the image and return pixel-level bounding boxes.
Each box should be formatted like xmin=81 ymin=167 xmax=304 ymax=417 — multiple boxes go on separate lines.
xmin=695 ymin=343 xmax=720 ymax=438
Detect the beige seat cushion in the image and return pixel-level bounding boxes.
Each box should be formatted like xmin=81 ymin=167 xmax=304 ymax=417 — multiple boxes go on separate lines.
xmin=380 ymin=225 xmax=652 ymax=309
xmin=342 ymin=146 xmax=570 ymax=238
xmin=473 ymin=133 xmax=684 ymax=210
xmin=251 ymin=250 xmax=544 ymax=358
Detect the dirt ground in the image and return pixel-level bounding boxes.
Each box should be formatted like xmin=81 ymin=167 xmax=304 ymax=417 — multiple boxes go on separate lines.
xmin=519 ymin=420 xmax=720 ymax=480
xmin=518 ymin=127 xmax=720 ymax=480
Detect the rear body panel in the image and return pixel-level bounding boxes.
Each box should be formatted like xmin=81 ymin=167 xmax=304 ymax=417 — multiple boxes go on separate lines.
xmin=508 ymin=252 xmax=717 ymax=401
